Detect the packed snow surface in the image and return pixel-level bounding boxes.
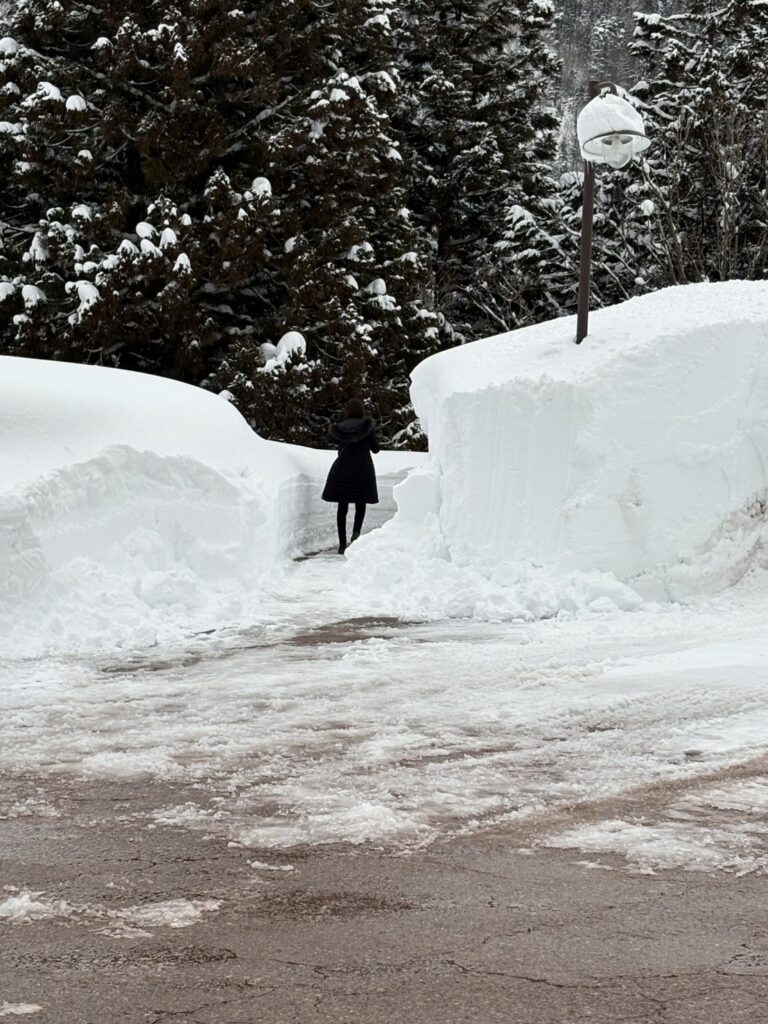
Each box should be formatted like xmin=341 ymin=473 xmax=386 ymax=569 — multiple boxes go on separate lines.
xmin=393 ymin=281 xmax=768 ymax=604
xmin=4 ymin=558 xmax=768 ymax=872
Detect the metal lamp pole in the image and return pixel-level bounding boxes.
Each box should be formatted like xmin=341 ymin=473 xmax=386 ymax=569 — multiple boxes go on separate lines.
xmin=576 ymin=80 xmax=606 ymax=346
xmin=574 ymin=81 xmax=650 ymax=343
xmin=575 ymin=158 xmax=596 ymax=345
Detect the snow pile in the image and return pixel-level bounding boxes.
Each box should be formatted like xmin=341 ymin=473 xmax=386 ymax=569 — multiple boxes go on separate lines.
xmin=0 ymin=356 xmax=422 ymax=656
xmin=0 ymin=890 xmax=71 ymax=923
xmin=0 ymin=887 xmax=220 ymax=937
xmin=0 ymin=357 xmax=337 ymax=655
xmin=100 ymin=897 xmax=221 ymax=938
xmin=350 ymin=282 xmax=768 ymax=616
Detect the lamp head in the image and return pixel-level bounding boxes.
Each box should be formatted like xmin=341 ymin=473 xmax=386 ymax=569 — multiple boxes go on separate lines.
xmin=577 ymin=89 xmax=650 ymax=169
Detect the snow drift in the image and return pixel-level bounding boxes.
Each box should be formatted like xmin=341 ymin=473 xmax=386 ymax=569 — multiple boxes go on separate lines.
xmin=0 ymin=357 xmax=414 ymax=655
xmin=351 ymin=281 xmax=768 ymax=610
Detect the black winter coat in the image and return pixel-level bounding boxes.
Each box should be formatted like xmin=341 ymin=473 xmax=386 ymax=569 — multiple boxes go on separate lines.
xmin=322 ymin=416 xmax=380 ymax=504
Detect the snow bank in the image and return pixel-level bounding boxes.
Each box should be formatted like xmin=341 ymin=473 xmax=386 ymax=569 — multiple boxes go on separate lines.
xmin=350 ymin=282 xmax=768 ymax=613
xmin=0 ymin=357 xmax=417 ymax=655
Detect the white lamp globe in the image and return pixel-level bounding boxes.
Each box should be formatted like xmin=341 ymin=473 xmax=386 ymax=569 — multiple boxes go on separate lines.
xmin=601 ymin=135 xmax=635 ymax=169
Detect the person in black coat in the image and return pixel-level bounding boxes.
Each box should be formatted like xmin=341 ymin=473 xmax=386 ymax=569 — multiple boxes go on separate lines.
xmin=322 ymin=397 xmax=379 ymax=554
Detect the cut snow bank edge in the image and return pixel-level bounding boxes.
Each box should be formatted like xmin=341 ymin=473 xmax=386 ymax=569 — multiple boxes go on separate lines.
xmin=396 ymin=282 xmax=768 ymax=602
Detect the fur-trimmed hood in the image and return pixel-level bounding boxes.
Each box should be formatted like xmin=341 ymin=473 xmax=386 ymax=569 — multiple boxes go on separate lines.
xmin=329 ymin=416 xmax=376 ymax=445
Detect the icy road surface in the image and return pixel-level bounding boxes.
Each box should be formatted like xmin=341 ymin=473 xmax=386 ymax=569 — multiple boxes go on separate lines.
xmin=4 ymin=556 xmax=768 ymax=875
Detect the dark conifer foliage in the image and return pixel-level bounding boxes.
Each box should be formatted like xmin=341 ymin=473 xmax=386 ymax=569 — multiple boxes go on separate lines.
xmin=397 ymin=0 xmax=561 ymax=340
xmin=538 ymin=0 xmax=768 ymax=327
xmin=0 ymin=2 xmax=282 ymax=381
xmin=0 ymin=0 xmax=438 ymax=446
xmin=630 ymin=0 xmax=768 ymax=286
xmin=551 ymin=0 xmax=768 ymax=319
xmin=215 ymin=0 xmax=439 ymax=446
xmin=13 ymin=0 xmax=744 ymax=445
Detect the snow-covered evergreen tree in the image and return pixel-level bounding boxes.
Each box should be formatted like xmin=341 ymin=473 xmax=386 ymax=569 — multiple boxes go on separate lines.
xmin=554 ymin=0 xmax=768 ymax=310
xmin=0 ymin=2 xmax=285 ymax=380
xmin=397 ymin=0 xmax=561 ymax=340
xmin=215 ymin=0 xmax=438 ymax=446
xmin=630 ymin=0 xmax=768 ymax=285
xmin=0 ymin=0 xmax=438 ymax=446
xmin=551 ymin=158 xmax=661 ymax=313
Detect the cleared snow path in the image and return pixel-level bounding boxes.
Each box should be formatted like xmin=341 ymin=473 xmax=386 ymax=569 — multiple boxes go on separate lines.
xmin=4 ymin=553 xmax=768 ymax=873
xmin=291 ymin=465 xmax=406 ymax=557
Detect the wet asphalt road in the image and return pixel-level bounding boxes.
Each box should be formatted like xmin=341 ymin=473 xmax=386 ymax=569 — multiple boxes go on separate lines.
xmin=2 ymin=773 xmax=767 ymax=1024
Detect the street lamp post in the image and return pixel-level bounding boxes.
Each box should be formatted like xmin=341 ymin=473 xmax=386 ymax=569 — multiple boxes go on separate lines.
xmin=575 ymin=82 xmax=650 ymax=344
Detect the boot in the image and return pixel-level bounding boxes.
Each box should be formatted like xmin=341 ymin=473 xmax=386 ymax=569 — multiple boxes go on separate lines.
xmin=350 ymin=530 xmax=360 ymax=544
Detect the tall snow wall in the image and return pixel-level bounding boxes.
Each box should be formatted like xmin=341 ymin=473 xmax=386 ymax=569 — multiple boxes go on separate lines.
xmin=407 ymin=282 xmax=768 ymax=597
xmin=0 ymin=358 xmax=336 ymax=652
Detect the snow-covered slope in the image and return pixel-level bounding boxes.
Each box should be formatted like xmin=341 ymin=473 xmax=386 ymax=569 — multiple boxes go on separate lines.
xmin=0 ymin=357 xmax=417 ymax=655
xmin=352 ymin=281 xmax=768 ymax=611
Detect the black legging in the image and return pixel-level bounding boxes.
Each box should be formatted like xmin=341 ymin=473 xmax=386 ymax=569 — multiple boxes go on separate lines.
xmin=337 ymin=501 xmax=366 ymax=548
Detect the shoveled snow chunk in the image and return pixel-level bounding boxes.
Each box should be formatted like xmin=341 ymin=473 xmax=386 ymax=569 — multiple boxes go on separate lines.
xmin=0 ymin=891 xmax=70 ymax=922
xmin=0 ymin=1003 xmax=42 ymax=1017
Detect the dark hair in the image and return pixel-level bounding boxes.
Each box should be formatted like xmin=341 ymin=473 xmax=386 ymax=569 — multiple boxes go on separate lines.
xmin=344 ymin=397 xmax=364 ymax=418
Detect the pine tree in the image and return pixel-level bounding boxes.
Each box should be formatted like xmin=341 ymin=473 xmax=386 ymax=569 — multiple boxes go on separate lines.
xmin=0 ymin=1 xmax=285 ymax=380
xmin=214 ymin=0 xmax=439 ymax=447
xmin=397 ymin=0 xmax=561 ymax=341
xmin=630 ymin=0 xmax=768 ymax=285
xmin=549 ymin=145 xmax=662 ymax=316
xmin=0 ymin=0 xmax=439 ymax=447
